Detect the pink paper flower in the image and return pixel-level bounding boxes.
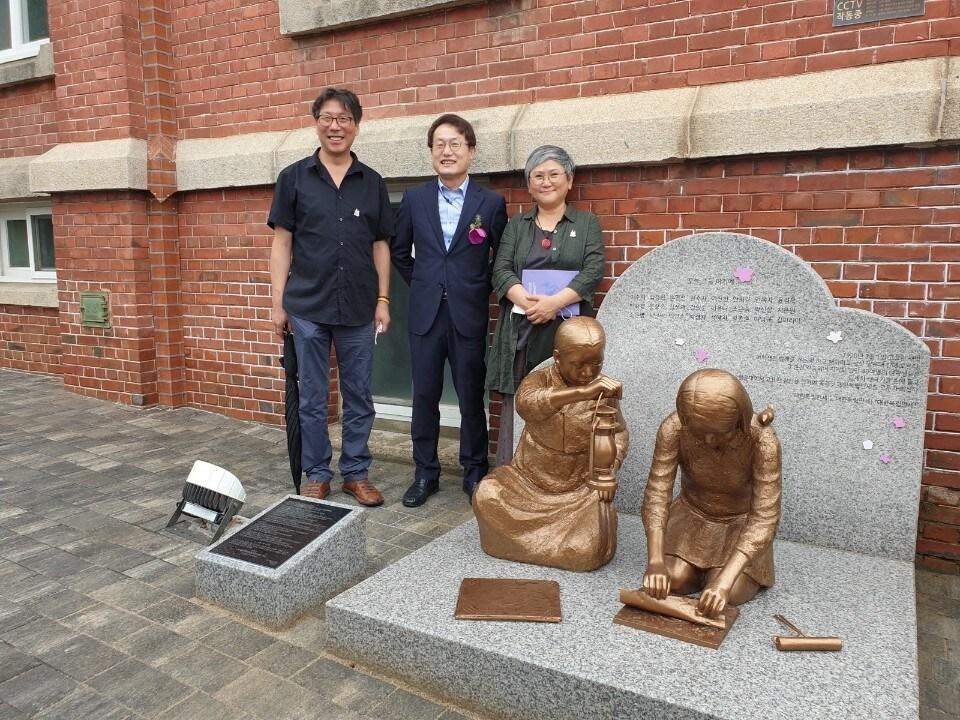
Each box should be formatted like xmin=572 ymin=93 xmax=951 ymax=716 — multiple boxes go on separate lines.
xmin=468 ymin=214 xmax=486 ymax=245
xmin=892 ymin=417 xmax=906 ymax=429
xmin=734 ymin=266 xmax=754 ymax=283
xmin=694 ymin=349 xmax=710 ymax=363
xmin=879 ymin=453 xmax=892 ymax=464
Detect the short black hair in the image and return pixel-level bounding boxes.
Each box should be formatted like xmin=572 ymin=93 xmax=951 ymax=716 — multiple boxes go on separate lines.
xmin=311 ymin=88 xmax=362 ymax=123
xmin=427 ymin=114 xmax=477 ymax=148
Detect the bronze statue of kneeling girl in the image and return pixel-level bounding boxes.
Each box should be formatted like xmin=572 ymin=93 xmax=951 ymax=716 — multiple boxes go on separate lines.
xmin=640 ymin=369 xmax=782 ymax=618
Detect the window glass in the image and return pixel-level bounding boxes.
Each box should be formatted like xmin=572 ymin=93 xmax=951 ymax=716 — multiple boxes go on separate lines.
xmin=21 ymin=0 xmax=47 ymax=42
xmin=0 ymin=2 xmax=12 ymax=51
xmin=7 ymin=219 xmax=29 ymax=267
xmin=31 ymin=214 xmax=54 ymax=271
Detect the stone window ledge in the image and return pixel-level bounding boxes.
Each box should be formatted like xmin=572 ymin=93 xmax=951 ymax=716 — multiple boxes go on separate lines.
xmin=177 ymin=57 xmax=960 ymax=192
xmin=0 ymin=281 xmax=58 ymax=308
xmin=0 ymin=42 xmax=53 ymax=90
xmin=279 ymin=0 xmax=484 ymax=36
xmin=0 ymin=156 xmax=47 ymax=201
xmin=29 ymin=138 xmax=148 ymax=194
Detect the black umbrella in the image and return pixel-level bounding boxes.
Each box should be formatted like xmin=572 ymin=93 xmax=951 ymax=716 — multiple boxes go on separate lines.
xmin=280 ymin=332 xmax=302 ymax=493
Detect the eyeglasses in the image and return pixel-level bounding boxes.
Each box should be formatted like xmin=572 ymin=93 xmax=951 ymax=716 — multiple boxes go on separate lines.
xmin=432 ymin=139 xmax=466 ymax=152
xmin=317 ymin=114 xmax=355 ymax=127
xmin=530 ymin=171 xmax=566 ymax=185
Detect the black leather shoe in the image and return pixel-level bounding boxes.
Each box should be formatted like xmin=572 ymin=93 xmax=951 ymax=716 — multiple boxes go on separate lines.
xmin=402 ymin=478 xmax=439 ymax=508
xmin=462 ymin=468 xmax=486 ymax=500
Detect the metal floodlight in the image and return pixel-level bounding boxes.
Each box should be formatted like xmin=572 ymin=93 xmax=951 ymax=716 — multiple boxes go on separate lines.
xmin=166 ymin=460 xmax=246 ymax=543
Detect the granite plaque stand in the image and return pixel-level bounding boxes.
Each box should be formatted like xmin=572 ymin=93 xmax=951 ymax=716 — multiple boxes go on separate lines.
xmin=196 ymin=495 xmax=365 ymax=628
xmin=328 ymin=520 xmax=917 ymax=719
xmin=327 ymin=233 xmax=927 ymax=719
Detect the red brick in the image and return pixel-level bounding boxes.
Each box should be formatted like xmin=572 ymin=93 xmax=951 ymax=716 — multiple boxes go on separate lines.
xmin=911 ymin=264 xmax=946 ymax=282
xmin=925 ymin=469 xmax=960 ymax=490
xmin=827 ymin=280 xmax=858 ymax=297
xmin=923 ymin=523 xmax=960 ymax=544
xmin=916 ymin=538 xmax=960 ymax=559
xmin=928 ymin=321 xmax=960 ymax=339
xmin=794 ymin=245 xmax=860 ymax=262
xmin=915 ymin=554 xmax=960 ymax=573
xmin=930 ymin=17 xmax=960 ymax=38
xmin=861 ymin=245 xmax=930 ymax=262
xmin=842 ymin=264 xmax=875 ymax=280
xmin=930 ymin=285 xmax=960 ymax=301
xmin=875 ymin=220 xmax=918 ymax=242
xmin=926 ymin=485 xmax=960 ymax=507
xmin=910 ymin=302 xmax=945 ymax=318
xmin=927 ymin=430 xmax=960 ymax=452
xmin=797 ymin=210 xmax=862 ymax=227
xmin=876 ymin=263 xmax=910 ymax=281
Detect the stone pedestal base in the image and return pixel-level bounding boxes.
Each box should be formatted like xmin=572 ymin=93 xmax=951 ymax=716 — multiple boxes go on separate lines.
xmin=195 ymin=496 xmax=366 ymax=628
xmin=327 ymin=517 xmax=917 ymax=720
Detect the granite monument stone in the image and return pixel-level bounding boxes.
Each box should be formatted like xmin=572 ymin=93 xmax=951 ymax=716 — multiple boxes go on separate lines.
xmin=195 ymin=495 xmax=365 ymax=628
xmin=596 ymin=231 xmax=928 ymax=561
xmin=328 ymin=232 xmax=927 ymax=719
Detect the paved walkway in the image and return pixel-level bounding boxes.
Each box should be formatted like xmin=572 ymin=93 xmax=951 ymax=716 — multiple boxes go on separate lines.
xmin=0 ymin=368 xmax=957 ymax=720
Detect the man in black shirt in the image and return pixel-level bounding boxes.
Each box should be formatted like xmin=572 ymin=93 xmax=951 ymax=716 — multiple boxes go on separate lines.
xmin=268 ymin=87 xmax=393 ymax=506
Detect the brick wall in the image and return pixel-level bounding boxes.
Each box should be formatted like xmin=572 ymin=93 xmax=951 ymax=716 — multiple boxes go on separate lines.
xmin=0 ymin=305 xmax=61 ymax=374
xmin=178 ymin=189 xmax=284 ymax=424
xmin=177 ymin=188 xmax=342 ymax=425
xmin=170 ymin=0 xmax=960 ymax=137
xmin=0 ymin=80 xmax=57 ymax=157
xmin=47 ymin=0 xmax=147 ymax=143
xmin=53 ymin=192 xmax=158 ymax=405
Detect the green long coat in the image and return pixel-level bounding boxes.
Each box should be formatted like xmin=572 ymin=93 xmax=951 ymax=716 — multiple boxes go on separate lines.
xmin=485 ymin=204 xmax=606 ymax=395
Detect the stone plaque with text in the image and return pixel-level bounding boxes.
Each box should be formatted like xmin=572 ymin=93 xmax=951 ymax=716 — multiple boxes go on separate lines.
xmin=832 ymin=0 xmax=924 ymax=26
xmin=595 ymin=232 xmax=928 ymax=562
xmin=196 ymin=496 xmax=366 ymax=627
xmin=212 ymin=497 xmax=351 ymax=569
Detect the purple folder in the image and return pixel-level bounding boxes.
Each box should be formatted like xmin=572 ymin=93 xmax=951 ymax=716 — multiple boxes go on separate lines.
xmin=512 ymin=269 xmax=580 ymax=318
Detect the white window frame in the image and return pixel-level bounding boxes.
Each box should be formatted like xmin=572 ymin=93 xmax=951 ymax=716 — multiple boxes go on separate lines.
xmin=0 ymin=203 xmax=55 ymax=282
xmin=0 ymin=0 xmax=49 ymax=65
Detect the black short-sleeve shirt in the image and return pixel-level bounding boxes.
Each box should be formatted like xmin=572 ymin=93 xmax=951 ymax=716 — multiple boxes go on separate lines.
xmin=268 ymin=151 xmax=394 ymax=326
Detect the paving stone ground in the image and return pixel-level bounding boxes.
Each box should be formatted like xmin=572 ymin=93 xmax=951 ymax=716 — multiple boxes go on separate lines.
xmin=0 ymin=368 xmax=957 ymax=720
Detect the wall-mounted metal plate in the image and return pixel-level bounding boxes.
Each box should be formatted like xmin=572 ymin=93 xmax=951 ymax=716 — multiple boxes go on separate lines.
xmin=832 ymin=0 xmax=923 ymax=26
xmin=79 ymin=291 xmax=110 ymax=328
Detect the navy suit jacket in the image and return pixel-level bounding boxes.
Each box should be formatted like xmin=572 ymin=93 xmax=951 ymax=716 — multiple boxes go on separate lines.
xmin=392 ymin=179 xmax=508 ymax=338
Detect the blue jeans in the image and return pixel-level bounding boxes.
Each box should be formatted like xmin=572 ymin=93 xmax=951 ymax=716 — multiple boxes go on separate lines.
xmin=289 ymin=314 xmax=375 ymax=484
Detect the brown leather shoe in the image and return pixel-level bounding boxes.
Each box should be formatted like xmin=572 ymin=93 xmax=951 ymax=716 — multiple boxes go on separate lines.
xmin=342 ymin=478 xmax=384 ymax=507
xmin=301 ymin=481 xmax=330 ymax=500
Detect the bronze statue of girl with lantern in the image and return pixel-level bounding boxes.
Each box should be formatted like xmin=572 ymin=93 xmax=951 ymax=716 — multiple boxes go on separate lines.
xmin=474 ymin=316 xmax=629 ymax=572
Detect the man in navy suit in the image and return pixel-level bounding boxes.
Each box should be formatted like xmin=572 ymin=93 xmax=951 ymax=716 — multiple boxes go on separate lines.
xmin=392 ymin=114 xmax=508 ymax=507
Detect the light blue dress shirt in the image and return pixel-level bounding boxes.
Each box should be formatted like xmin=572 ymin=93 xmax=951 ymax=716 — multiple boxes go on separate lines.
xmin=438 ymin=177 xmax=469 ymax=251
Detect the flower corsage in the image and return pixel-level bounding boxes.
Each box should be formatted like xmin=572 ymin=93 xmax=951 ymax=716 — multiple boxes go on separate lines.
xmin=468 ymin=214 xmax=487 ymax=245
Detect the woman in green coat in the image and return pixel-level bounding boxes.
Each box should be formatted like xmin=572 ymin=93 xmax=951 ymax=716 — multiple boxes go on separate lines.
xmin=486 ymin=145 xmax=606 ymax=467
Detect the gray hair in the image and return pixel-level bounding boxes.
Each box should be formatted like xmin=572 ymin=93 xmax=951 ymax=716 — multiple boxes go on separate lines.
xmin=523 ymin=145 xmax=575 ymax=185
